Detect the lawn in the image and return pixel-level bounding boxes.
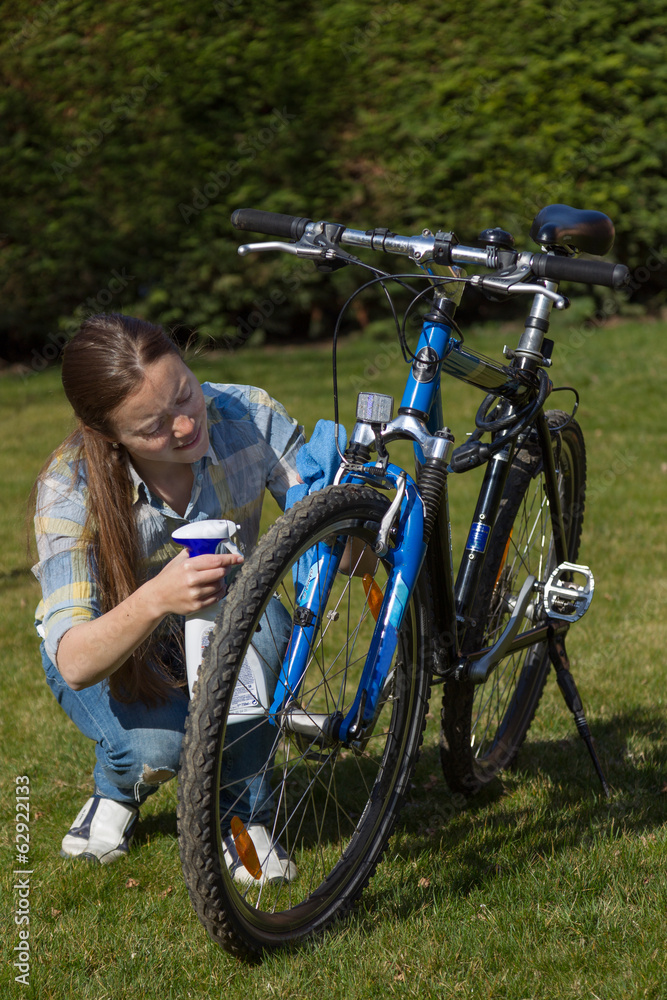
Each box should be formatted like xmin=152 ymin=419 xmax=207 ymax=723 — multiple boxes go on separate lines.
xmin=1 ymin=312 xmax=666 ymax=999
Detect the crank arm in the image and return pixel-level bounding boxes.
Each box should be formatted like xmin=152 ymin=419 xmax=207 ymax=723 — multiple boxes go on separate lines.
xmin=464 ymin=575 xmax=537 ymax=683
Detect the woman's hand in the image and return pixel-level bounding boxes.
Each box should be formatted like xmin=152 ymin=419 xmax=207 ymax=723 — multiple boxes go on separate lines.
xmin=56 ymin=548 xmax=243 ymax=690
xmin=147 ymin=548 xmax=245 ymax=617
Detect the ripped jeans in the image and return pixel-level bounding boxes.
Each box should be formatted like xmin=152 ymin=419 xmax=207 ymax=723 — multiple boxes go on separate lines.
xmin=41 ymin=596 xmax=291 ymax=826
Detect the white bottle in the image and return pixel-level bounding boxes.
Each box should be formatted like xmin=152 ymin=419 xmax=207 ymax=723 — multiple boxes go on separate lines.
xmin=171 ymin=520 xmax=270 ymax=718
xmin=171 ymin=520 xmax=242 ymax=697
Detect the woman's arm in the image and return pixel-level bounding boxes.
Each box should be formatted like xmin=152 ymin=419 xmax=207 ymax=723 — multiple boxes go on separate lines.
xmin=56 ymin=548 xmax=243 ymax=690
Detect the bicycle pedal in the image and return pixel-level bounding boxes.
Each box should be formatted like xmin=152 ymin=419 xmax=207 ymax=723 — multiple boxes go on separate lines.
xmin=544 ymin=562 xmax=595 ymax=622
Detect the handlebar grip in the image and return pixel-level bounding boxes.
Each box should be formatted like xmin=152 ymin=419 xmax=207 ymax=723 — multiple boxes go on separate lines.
xmin=231 ymin=208 xmax=312 ymax=240
xmin=531 ymin=253 xmax=630 ymax=289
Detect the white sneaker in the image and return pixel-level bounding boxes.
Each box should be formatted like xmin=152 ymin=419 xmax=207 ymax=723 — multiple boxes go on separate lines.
xmin=60 ymin=796 xmax=139 ymax=864
xmin=223 ymin=823 xmax=298 ymax=885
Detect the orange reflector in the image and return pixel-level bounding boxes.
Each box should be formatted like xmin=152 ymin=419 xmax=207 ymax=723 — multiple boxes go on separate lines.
xmin=231 ymin=816 xmax=262 ymax=880
xmin=362 ymin=574 xmax=384 ymax=621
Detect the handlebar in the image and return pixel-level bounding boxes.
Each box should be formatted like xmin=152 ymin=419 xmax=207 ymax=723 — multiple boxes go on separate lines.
xmin=231 ymin=208 xmax=631 ymax=291
xmin=231 ymin=208 xmax=312 ymax=241
xmin=529 ymin=252 xmax=629 ymax=289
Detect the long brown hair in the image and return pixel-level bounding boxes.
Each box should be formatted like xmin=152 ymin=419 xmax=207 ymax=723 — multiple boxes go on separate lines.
xmin=34 ymin=313 xmax=185 ymax=705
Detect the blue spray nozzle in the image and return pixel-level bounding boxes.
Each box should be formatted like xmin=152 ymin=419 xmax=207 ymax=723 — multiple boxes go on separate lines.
xmin=171 ymin=519 xmax=242 ymax=558
xmin=175 ymin=537 xmax=220 ymax=557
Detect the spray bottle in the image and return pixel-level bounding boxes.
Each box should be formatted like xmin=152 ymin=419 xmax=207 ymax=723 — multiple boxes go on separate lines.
xmin=171 ymin=519 xmax=243 ymax=697
xmin=171 ymin=521 xmax=271 ymax=719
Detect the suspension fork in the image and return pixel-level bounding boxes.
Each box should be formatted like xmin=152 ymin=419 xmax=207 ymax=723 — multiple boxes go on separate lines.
xmin=270 ymin=466 xmax=427 ymax=745
xmin=269 ymin=534 xmax=347 ymax=718
xmin=454 ymin=434 xmax=517 ymax=623
xmin=453 ymin=402 xmax=568 ymax=636
xmin=535 ymin=409 xmax=569 ymax=564
xmin=338 ymin=475 xmax=425 ymax=743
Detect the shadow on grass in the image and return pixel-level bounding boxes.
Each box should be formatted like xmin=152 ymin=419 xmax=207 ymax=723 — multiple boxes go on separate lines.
xmin=136 ymin=711 xmax=665 ymax=839
xmin=128 ymin=709 xmax=665 ymax=945
xmin=464 ymin=708 xmax=661 ymax=806
xmin=354 ymin=708 xmax=667 ymax=923
xmin=134 ymin=807 xmax=179 ymax=845
xmin=506 ymin=708 xmax=667 ymax=802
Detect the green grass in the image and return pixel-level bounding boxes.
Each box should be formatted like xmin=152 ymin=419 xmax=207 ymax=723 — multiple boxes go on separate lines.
xmin=2 ymin=316 xmax=666 ymax=998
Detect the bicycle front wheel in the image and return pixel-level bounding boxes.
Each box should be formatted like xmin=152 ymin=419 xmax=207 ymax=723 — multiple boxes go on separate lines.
xmin=440 ymin=412 xmax=586 ymax=795
xmin=178 ymin=484 xmax=433 ymax=957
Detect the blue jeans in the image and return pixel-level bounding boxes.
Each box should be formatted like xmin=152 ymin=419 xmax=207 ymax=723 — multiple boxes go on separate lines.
xmin=41 ymin=596 xmax=291 ymax=826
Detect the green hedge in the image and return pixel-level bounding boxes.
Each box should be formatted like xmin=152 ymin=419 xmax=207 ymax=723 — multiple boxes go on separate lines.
xmin=1 ymin=0 xmax=666 ymax=361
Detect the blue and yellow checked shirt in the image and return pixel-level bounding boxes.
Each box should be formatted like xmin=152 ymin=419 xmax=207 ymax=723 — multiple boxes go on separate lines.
xmin=33 ymin=383 xmax=304 ymax=665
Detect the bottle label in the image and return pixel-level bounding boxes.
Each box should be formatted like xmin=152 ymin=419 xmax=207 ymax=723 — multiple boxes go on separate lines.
xmin=229 ymin=657 xmax=261 ymax=714
xmin=200 ymin=624 xmax=215 ymax=651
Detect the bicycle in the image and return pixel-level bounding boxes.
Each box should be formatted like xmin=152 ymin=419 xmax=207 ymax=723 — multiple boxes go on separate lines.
xmin=177 ymin=203 xmax=630 ymax=958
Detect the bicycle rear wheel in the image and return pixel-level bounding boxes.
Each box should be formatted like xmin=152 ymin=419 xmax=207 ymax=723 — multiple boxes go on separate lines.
xmin=178 ymin=484 xmax=432 ymax=957
xmin=440 ymin=412 xmax=586 ymax=795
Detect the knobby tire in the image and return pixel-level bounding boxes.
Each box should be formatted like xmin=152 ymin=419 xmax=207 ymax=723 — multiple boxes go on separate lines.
xmin=178 ymin=484 xmax=433 ymax=957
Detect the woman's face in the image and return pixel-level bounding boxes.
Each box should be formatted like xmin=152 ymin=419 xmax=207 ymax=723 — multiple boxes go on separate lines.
xmin=108 ymin=353 xmax=210 ymax=469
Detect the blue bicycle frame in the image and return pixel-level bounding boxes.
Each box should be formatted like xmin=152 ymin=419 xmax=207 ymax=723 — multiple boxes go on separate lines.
xmin=267 ymin=306 xmax=534 ymax=743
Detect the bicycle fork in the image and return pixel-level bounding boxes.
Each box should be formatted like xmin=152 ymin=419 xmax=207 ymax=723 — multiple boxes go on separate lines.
xmin=270 ymin=464 xmax=429 ymax=748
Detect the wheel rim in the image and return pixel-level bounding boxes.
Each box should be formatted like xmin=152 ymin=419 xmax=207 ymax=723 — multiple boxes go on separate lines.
xmin=470 ymin=439 xmax=577 ymax=767
xmin=213 ymin=513 xmax=421 ymax=935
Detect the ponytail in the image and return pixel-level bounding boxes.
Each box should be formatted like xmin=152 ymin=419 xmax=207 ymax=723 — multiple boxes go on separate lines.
xmin=32 ymin=314 xmax=185 ymax=705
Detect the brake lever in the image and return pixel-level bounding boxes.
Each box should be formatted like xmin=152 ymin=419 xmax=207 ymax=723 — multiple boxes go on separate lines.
xmin=506 ymin=283 xmax=569 ymax=308
xmin=468 ymin=252 xmax=569 ymax=309
xmin=238 ymin=220 xmax=360 ymax=265
xmin=239 ymin=240 xmax=332 ymax=259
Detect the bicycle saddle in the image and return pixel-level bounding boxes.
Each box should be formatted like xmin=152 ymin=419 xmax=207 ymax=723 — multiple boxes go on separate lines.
xmin=530 ymin=204 xmax=614 ymax=256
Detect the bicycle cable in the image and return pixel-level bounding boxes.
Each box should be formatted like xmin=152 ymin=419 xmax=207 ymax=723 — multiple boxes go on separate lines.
xmin=332 ymin=270 xmax=404 ymax=462
xmin=479 ymin=368 xmax=551 ymax=453
xmin=547 ymin=385 xmax=580 ymax=432
xmin=331 ymin=271 xmax=472 ymax=461
xmin=399 ymin=280 xmax=466 ymax=361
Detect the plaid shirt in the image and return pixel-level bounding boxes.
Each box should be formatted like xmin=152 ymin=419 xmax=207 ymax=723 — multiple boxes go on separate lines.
xmin=33 ymin=383 xmax=304 ymax=664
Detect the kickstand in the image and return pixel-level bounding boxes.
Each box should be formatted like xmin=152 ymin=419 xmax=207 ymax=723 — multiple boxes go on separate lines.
xmin=548 ymin=630 xmax=611 ymax=798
